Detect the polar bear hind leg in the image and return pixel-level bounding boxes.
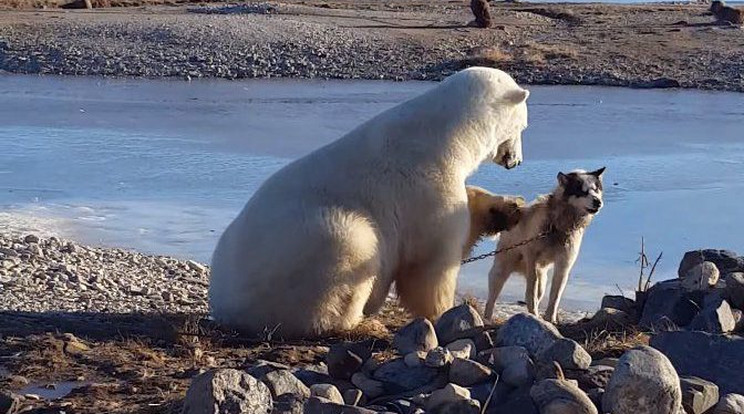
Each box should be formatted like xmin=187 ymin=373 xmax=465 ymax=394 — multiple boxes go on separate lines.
xmin=395 ymin=260 xmax=459 ymax=321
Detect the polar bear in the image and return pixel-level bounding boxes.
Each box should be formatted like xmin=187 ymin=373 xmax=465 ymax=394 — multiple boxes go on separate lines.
xmin=209 ymin=67 xmax=530 ymax=338
xmin=463 ymin=185 xmax=525 ymax=258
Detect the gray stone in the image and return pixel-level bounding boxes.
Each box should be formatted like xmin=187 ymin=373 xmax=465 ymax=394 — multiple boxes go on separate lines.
xmin=682 ymin=262 xmax=721 ymax=291
xmin=733 ymin=309 xmax=744 ymax=332
xmin=303 ymin=397 xmax=378 ymax=414
xmin=472 ymin=330 xmax=494 ymax=353
xmin=449 ymin=358 xmax=493 ymax=387
xmin=373 ymin=358 xmax=439 ymax=391
xmin=679 ymin=250 xmax=743 ymax=278
xmin=483 ymin=346 xmax=535 ymax=387
xmin=536 ymin=338 xmax=592 ymax=370
xmin=426 ymin=346 xmax=454 ymax=368
xmin=0 ymin=391 xmax=19 ymax=414
xmin=272 ymin=393 xmax=305 ymax=414
xmin=586 ymin=388 xmax=604 ymax=412
xmin=23 ymin=234 xmax=40 ymax=244
xmin=601 ymin=295 xmax=637 ymax=315
xmin=182 ymin=369 xmax=273 ymax=414
xmin=446 ymin=339 xmax=476 ymax=360
xmin=309 ymin=384 xmax=344 ymax=404
xmin=430 ymin=399 xmax=481 ymax=414
xmin=427 ymin=383 xmax=471 ymax=411
xmin=342 ymin=388 xmax=364 ymax=406
xmin=725 ymin=272 xmax=744 ymax=310
xmin=688 ymin=297 xmax=736 ymax=333
xmin=680 ymin=376 xmax=719 ymax=414
xmin=326 ymin=341 xmax=372 ymax=380
xmin=488 ymin=384 xmax=539 ymax=414
xmin=496 ymin=313 xmax=562 ymax=356
xmin=246 ymin=360 xmax=291 ymax=379
xmin=651 ymin=331 xmax=744 ymax=395
xmin=435 ymin=304 xmax=484 ymax=344
xmin=602 ymin=346 xmax=682 ymax=414
xmin=262 ymin=369 xmax=310 ymax=399
xmin=639 ymin=279 xmax=701 ymax=330
xmin=571 ymin=365 xmax=614 ymax=391
xmin=404 ymin=351 xmax=427 ymax=367
xmin=531 ymin=378 xmax=598 ymax=414
xmin=350 ymin=373 xmax=384 ymax=399
xmin=394 ymin=318 xmax=439 ymax=354
xmin=713 ymin=393 xmax=744 ymax=414
xmin=591 ymin=308 xmax=634 ymax=328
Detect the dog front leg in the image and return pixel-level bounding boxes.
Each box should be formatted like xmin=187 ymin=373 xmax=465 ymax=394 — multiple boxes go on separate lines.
xmin=544 ymin=252 xmax=578 ymax=324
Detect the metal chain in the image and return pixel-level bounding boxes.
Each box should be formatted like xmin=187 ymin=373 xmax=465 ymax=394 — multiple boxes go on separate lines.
xmin=461 ymin=228 xmax=554 ymax=265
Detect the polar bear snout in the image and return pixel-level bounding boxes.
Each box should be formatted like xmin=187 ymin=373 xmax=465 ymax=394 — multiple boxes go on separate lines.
xmin=494 ymin=137 xmax=523 ymax=170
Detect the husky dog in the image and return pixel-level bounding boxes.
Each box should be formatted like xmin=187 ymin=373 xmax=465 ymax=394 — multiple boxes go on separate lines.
xmin=484 ymin=167 xmax=605 ymax=324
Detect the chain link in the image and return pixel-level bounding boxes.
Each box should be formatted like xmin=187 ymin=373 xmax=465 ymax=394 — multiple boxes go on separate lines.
xmin=461 ymin=228 xmax=554 ymax=265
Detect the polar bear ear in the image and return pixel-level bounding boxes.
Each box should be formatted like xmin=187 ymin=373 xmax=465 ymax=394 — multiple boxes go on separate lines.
xmin=504 ymin=88 xmax=530 ymax=105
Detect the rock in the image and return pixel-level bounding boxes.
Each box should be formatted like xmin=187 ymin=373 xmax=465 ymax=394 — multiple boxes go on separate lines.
xmin=303 ymin=397 xmax=377 ymax=414
xmin=651 ymin=331 xmax=744 ymax=395
xmin=247 ymin=360 xmax=292 ymax=379
xmin=350 ymin=373 xmax=385 ymax=399
xmin=713 ymin=393 xmax=744 ymax=414
xmin=484 ymin=346 xmax=535 ymax=387
xmin=310 ymin=384 xmax=344 ymax=404
xmin=23 ymin=235 xmax=40 ymax=244
xmin=182 ymin=369 xmax=273 ymax=414
xmin=343 ymin=388 xmax=364 ymax=406
xmin=496 ymin=313 xmax=562 ymax=356
xmin=426 ymin=383 xmax=471 ymax=411
xmin=404 ymin=351 xmax=427 ymax=367
xmin=0 ymin=391 xmax=19 ymax=414
xmin=586 ymin=388 xmax=604 ymax=411
xmin=531 ymin=378 xmax=598 ymax=414
xmin=602 ymin=346 xmax=682 ymax=414
xmin=536 ymin=338 xmax=592 ymax=370
xmin=426 ymin=346 xmax=454 ymax=368
xmin=631 ymin=77 xmax=680 ymax=89
xmin=61 ymin=333 xmax=90 ymax=355
xmin=571 ymin=365 xmax=614 ymax=391
xmin=683 ymin=262 xmax=721 ymax=291
xmin=435 ymin=304 xmax=484 ymax=344
xmin=601 ymin=295 xmax=637 ymax=315
xmin=590 ymin=308 xmax=634 ymax=328
xmin=373 ymin=358 xmax=438 ymax=391
xmin=488 ymin=384 xmax=539 ymax=414
xmin=430 ymin=399 xmax=481 ymax=414
xmin=592 ymin=358 xmax=619 ymax=368
xmin=639 ymin=279 xmax=700 ymax=330
xmin=688 ymin=297 xmax=736 ymax=333
xmin=472 ymin=330 xmax=494 ymax=352
xmin=446 ymin=339 xmax=476 ymax=359
xmin=272 ymin=393 xmax=305 ymax=414
xmin=327 ymin=342 xmax=372 ymax=380
xmin=680 ymin=376 xmax=719 ymax=414
xmin=725 ymin=272 xmax=744 ymax=310
xmin=262 ymin=370 xmax=310 ymax=399
xmin=679 ymin=250 xmax=743 ymax=278
xmin=449 ymin=358 xmax=493 ymax=387
xmin=394 ymin=318 xmax=439 ymax=354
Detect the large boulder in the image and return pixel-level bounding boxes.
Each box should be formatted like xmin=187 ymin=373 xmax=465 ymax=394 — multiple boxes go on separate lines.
xmin=536 ymin=338 xmax=592 ymax=371
xmin=639 ymin=279 xmax=701 ymax=330
xmin=483 ymin=345 xmax=535 ymax=387
xmin=680 ymin=376 xmax=719 ymax=414
xmin=394 ymin=318 xmax=439 ymax=354
xmin=725 ymin=272 xmax=744 ymax=311
xmin=182 ymin=369 xmax=273 ymax=414
xmin=601 ymin=295 xmax=637 ymax=316
xmin=309 ymin=384 xmax=344 ymax=404
xmin=679 ymin=250 xmax=744 ymax=278
xmin=261 ymin=370 xmax=310 ymax=399
xmin=326 ymin=341 xmax=372 ymax=380
xmin=713 ymin=393 xmax=744 ymax=414
xmin=426 ymin=383 xmax=471 ymax=411
xmin=449 ymin=358 xmax=493 ymax=387
xmin=496 ymin=313 xmax=562 ymax=356
xmin=531 ymin=378 xmax=598 ymax=414
xmin=446 ymin=339 xmax=476 ymax=360
xmin=435 ymin=304 xmax=484 ymax=344
xmin=602 ymin=346 xmax=682 ymax=414
xmin=650 ymin=331 xmax=744 ymax=395
xmin=682 ymin=262 xmax=721 ymax=291
xmin=688 ymin=297 xmax=736 ymax=334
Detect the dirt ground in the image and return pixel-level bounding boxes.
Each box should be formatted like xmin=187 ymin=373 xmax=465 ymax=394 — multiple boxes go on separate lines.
xmin=0 ymin=0 xmax=743 ymax=90
xmin=0 ymin=300 xmax=647 ymax=413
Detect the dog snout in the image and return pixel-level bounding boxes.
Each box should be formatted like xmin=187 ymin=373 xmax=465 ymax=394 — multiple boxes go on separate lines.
xmin=592 ymin=197 xmax=602 ymax=209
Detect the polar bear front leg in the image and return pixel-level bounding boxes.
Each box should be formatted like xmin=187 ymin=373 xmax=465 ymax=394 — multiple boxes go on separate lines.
xmin=395 ymin=259 xmax=460 ymax=321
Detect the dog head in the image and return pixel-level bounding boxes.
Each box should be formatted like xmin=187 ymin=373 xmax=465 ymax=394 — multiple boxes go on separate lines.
xmin=467 ymin=186 xmax=526 ymax=236
xmin=556 ymin=167 xmax=606 ymax=215
xmin=710 ymin=0 xmax=724 ymax=13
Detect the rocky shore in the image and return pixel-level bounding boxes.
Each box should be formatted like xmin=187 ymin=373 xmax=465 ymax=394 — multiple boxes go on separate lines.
xmin=1 ymin=231 xmax=744 ymax=413
xmin=1 ymin=0 xmax=743 ymax=91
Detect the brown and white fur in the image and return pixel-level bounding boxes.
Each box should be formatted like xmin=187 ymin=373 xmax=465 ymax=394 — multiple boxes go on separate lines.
xmin=484 ymin=167 xmax=605 ymax=324
xmin=463 ymin=185 xmax=525 ymax=258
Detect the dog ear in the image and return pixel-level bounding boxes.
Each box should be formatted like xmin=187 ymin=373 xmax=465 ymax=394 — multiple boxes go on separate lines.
xmin=504 ymin=88 xmax=529 ymax=105
xmin=515 ymin=196 xmax=526 ymax=207
xmin=557 ymin=172 xmax=569 ymax=186
xmin=590 ymin=167 xmax=606 ymax=178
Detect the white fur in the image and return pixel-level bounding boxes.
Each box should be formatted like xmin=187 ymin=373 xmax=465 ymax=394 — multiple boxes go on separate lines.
xmin=484 ymin=169 xmax=604 ymax=324
xmin=209 ymin=67 xmax=530 ymax=338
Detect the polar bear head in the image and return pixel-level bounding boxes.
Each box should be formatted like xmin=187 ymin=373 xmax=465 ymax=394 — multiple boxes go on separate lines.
xmin=438 ymin=67 xmax=530 ymax=171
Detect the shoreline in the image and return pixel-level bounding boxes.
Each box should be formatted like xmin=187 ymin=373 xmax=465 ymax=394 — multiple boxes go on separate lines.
xmin=1 ymin=1 xmax=743 ymax=92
